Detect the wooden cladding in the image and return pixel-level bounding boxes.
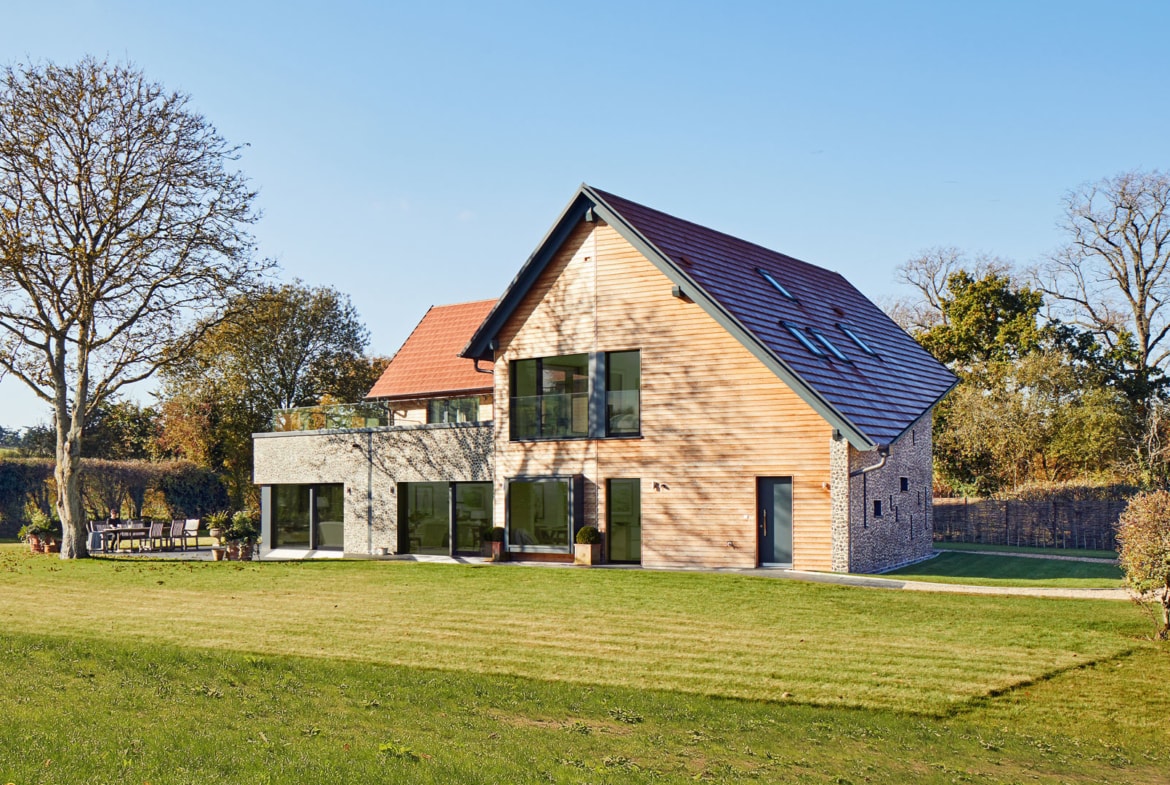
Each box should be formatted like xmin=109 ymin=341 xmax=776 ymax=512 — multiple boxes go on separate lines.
xmin=492 ymin=220 xmax=835 ymax=570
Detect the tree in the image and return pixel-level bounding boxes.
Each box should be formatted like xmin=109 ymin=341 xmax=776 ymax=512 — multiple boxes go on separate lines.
xmin=82 ymin=398 xmax=159 ymax=460
xmin=892 ymin=248 xmax=1012 ymax=331
xmin=1117 ymin=490 xmax=1170 ymax=639
xmin=916 ymin=271 xmax=1044 ymax=367
xmin=157 ymin=282 xmax=385 ymax=506
xmin=1036 ymin=171 xmax=1170 ymax=398
xmin=0 ymin=58 xmax=269 ymax=557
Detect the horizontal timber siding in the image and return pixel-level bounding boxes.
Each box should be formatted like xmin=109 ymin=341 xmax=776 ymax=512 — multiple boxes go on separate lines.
xmin=493 ymin=220 xmax=834 ymax=570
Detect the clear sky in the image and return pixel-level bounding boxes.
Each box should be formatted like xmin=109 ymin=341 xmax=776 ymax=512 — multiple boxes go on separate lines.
xmin=1 ymin=1 xmax=1166 ymax=428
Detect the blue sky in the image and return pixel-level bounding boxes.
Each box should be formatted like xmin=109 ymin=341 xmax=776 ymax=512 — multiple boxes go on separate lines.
xmin=1 ymin=1 xmax=1167 ymax=428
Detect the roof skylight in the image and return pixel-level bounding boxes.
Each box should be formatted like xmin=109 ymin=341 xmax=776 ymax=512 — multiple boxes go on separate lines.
xmin=782 ymin=322 xmax=823 ymax=356
xmin=809 ymin=328 xmax=850 ymax=362
xmin=839 ymin=324 xmax=877 ymax=356
xmin=758 ymin=269 xmax=797 ymax=300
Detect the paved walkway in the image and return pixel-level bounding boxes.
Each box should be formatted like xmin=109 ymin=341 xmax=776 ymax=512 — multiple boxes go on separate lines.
xmin=941 ymin=548 xmax=1117 ymax=564
xmin=757 ymin=568 xmax=1131 ymax=601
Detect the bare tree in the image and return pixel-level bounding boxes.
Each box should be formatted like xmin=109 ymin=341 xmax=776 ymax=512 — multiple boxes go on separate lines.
xmin=895 ymin=247 xmax=1012 ymax=332
xmin=1035 ymin=171 xmax=1170 ymax=376
xmin=0 ymin=58 xmax=271 ymax=557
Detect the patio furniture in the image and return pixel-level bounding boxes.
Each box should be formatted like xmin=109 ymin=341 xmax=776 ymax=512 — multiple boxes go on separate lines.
xmin=143 ymin=521 xmax=166 ymax=551
xmin=183 ymin=519 xmax=200 ymax=550
xmin=168 ymin=520 xmax=186 ymax=551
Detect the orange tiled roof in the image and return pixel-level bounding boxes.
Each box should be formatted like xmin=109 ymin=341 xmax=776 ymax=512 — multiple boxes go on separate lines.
xmin=366 ymin=299 xmax=496 ymax=400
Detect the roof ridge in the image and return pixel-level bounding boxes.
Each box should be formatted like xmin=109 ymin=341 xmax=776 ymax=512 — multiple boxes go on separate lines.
xmin=587 ymin=185 xmax=848 ymax=281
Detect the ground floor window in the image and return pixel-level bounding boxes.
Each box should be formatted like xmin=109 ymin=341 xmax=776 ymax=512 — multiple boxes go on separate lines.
xmin=507 ymin=477 xmax=580 ymax=552
xmin=607 ymin=478 xmax=641 ymax=563
xmin=272 ymin=484 xmax=344 ymax=550
xmin=398 ymin=481 xmax=492 ymax=556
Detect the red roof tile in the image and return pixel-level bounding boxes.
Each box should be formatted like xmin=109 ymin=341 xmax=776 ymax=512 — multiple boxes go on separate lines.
xmin=366 ymin=299 xmax=496 ymax=400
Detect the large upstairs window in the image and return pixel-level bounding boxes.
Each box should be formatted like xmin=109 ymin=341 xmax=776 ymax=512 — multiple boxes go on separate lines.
xmin=511 ymin=354 xmax=589 ymax=439
xmin=510 ymin=351 xmax=640 ymax=440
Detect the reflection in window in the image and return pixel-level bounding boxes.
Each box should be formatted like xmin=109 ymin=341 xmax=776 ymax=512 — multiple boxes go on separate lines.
xmin=511 ymin=354 xmax=589 ymax=439
xmin=427 ymin=397 xmax=481 ymax=424
xmin=607 ymin=478 xmax=641 ymax=563
xmin=606 ymin=351 xmax=640 ymax=436
xmin=508 ymin=479 xmax=571 ymax=549
xmin=272 ymin=484 xmax=343 ymax=550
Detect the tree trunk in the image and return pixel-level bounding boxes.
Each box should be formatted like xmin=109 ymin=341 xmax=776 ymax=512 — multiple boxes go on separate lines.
xmin=54 ymin=411 xmax=88 ymax=559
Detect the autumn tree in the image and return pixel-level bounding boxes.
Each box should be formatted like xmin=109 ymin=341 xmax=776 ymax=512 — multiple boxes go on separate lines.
xmin=0 ymin=58 xmax=269 ymax=557
xmin=157 ymin=282 xmax=387 ymax=505
xmin=1117 ymin=489 xmax=1170 ymax=639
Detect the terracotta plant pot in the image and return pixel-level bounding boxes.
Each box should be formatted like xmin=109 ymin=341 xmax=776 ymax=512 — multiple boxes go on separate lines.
xmin=490 ymin=541 xmax=506 ymax=562
xmin=239 ymin=542 xmax=254 ymax=561
xmin=226 ymin=542 xmax=240 ymax=560
xmin=43 ymin=541 xmax=60 ymax=554
xmin=211 ymin=546 xmax=226 ymax=561
xmin=27 ymin=534 xmax=41 ymax=553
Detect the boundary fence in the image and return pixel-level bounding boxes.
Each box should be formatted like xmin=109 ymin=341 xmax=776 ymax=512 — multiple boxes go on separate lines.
xmin=932 ymin=497 xmax=1123 ymax=551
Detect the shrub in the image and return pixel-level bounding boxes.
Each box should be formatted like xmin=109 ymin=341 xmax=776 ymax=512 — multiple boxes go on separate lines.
xmin=226 ymin=510 xmax=260 ymax=544
xmin=1117 ymin=490 xmax=1170 ymax=640
xmin=486 ymin=526 xmax=506 ymax=543
xmin=575 ymin=525 xmax=602 ymax=545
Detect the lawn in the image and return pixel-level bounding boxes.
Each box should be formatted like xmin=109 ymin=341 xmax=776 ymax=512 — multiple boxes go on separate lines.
xmin=1 ymin=545 xmax=1165 ymax=784
xmin=886 ymin=551 xmax=1124 ymax=588
xmin=935 ymin=541 xmax=1119 ymax=560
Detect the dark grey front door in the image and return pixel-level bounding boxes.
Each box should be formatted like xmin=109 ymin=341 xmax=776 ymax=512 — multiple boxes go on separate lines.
xmin=758 ymin=477 xmax=793 ymax=565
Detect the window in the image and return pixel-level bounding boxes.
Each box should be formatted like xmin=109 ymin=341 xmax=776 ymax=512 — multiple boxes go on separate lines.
xmin=809 ymin=328 xmax=850 ymax=362
xmin=606 ymin=351 xmax=640 ymax=436
xmin=510 ymin=351 xmax=639 ymax=440
xmin=511 ymin=354 xmax=589 ymax=439
xmin=427 ymin=396 xmax=480 ymax=424
xmin=782 ymin=322 xmax=824 ymax=356
xmin=507 ymin=478 xmax=577 ymax=551
xmin=271 ymin=484 xmax=343 ymax=551
xmin=839 ymin=324 xmax=877 ymax=356
xmin=899 ymin=476 xmax=909 ymax=492
xmin=758 ymin=268 xmax=797 ymax=300
xmin=873 ymin=499 xmax=883 ymax=518
xmin=398 ymin=481 xmax=492 ymax=556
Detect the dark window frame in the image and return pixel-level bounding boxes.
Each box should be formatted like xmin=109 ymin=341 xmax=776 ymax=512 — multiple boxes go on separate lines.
xmin=271 ymin=483 xmax=344 ymax=551
xmin=505 ymin=475 xmax=583 ymax=554
xmin=509 ymin=351 xmax=641 ymax=441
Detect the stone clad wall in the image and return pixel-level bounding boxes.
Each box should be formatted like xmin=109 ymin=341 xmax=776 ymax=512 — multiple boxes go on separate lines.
xmin=838 ymin=412 xmax=934 ymax=573
xmin=253 ymin=423 xmax=493 ymax=555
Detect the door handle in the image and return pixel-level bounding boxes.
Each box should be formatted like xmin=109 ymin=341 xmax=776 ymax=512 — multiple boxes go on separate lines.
xmin=761 ymin=507 xmax=768 ymax=535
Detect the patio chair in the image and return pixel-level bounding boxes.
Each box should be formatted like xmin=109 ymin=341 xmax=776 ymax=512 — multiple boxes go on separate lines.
xmin=183 ymin=518 xmax=200 ymax=550
xmin=143 ymin=521 xmax=166 ymax=551
xmin=168 ymin=520 xmax=186 ymax=551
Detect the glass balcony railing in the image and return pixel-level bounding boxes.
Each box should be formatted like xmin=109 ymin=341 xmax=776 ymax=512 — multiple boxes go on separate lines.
xmin=270 ymin=402 xmax=391 ymax=432
xmin=510 ymin=392 xmax=589 ymax=439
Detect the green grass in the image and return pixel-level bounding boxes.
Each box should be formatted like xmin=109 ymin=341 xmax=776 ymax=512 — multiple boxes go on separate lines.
xmin=935 ymin=541 xmax=1118 ymax=560
xmin=886 ymin=552 xmax=1124 ymax=587
xmin=0 ymin=545 xmax=1165 ymax=784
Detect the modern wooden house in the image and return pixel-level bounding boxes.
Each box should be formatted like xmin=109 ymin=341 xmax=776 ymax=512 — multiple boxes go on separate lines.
xmin=253 ymin=185 xmax=955 ymax=572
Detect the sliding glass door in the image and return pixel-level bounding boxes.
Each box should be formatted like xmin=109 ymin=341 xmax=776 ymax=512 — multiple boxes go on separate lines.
xmin=271 ymin=484 xmax=344 ymax=551
xmin=398 ymin=481 xmax=493 ymax=556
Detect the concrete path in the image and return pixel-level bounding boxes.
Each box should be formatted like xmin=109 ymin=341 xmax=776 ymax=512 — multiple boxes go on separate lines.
xmin=940 ymin=548 xmax=1117 ymax=564
xmin=763 ymin=568 xmax=1131 ymax=601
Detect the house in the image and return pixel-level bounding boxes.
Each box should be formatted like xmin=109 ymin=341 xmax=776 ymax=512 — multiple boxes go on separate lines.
xmin=253 ymin=185 xmax=956 ymax=571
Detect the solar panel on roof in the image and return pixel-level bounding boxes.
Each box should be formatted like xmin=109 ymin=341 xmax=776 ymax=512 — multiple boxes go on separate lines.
xmin=757 ymin=268 xmax=797 ymax=300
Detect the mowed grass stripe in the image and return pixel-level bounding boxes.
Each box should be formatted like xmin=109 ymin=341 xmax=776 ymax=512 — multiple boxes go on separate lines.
xmin=0 ymin=549 xmax=1140 ymax=713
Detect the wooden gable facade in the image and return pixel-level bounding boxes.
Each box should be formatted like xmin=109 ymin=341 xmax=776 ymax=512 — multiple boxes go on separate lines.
xmin=489 ymin=217 xmax=837 ymax=569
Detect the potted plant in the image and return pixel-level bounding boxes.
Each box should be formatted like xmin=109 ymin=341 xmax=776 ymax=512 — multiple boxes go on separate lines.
xmin=19 ymin=511 xmax=57 ymax=554
xmin=486 ymin=526 xmax=507 ymax=562
xmin=205 ymin=510 xmax=230 ymax=542
xmin=574 ymin=525 xmax=603 ymax=566
xmin=227 ymin=511 xmax=260 ymax=561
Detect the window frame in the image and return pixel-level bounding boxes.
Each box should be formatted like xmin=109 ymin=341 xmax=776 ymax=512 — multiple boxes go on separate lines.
xmin=505 ymin=475 xmax=583 ymax=554
xmin=509 ymin=350 xmax=641 ymax=441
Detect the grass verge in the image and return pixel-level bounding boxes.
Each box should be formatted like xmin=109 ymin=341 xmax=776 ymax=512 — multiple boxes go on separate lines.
xmin=886 ymin=552 xmax=1123 ymax=588
xmin=935 ymin=541 xmax=1118 ymax=560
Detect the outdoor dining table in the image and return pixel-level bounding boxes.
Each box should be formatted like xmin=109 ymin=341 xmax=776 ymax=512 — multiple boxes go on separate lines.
xmin=106 ymin=522 xmax=151 ymax=552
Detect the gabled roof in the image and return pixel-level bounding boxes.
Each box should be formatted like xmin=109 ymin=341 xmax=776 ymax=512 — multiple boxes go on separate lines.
xmin=462 ymin=185 xmax=956 ymax=449
xmin=367 ymin=299 xmax=496 ymax=400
